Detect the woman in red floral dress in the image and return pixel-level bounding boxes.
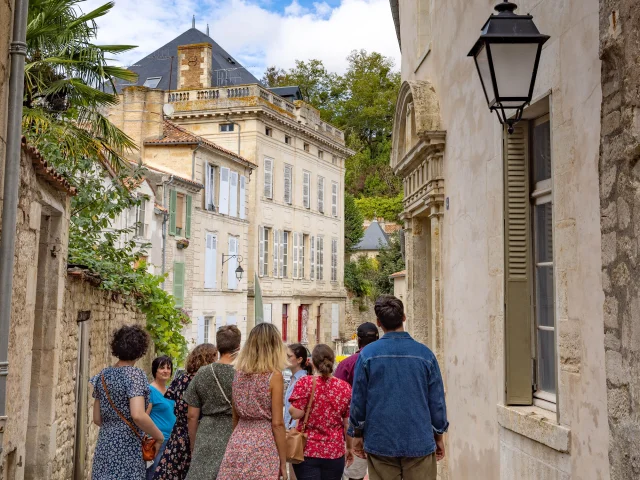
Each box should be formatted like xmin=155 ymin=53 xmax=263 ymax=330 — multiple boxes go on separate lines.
xmin=217 ymin=323 xmax=289 ymax=480
xmin=289 ymin=344 xmax=352 ymax=480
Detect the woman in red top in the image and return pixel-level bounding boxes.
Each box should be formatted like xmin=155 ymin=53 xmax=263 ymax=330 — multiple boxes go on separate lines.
xmin=289 ymin=344 xmax=352 ymax=480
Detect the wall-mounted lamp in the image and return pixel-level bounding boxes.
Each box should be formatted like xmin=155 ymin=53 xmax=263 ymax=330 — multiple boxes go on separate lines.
xmin=222 ymin=254 xmax=244 ymax=282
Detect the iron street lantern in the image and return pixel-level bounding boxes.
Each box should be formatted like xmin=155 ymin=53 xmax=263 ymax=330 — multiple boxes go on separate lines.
xmin=235 ymin=264 xmax=244 ymax=282
xmin=468 ymin=1 xmax=549 ymax=133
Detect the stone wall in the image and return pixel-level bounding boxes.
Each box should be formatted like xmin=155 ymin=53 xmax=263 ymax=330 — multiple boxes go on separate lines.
xmin=52 ymin=276 xmax=151 ymax=480
xmin=599 ymin=1 xmax=640 ymax=478
xmin=344 ymin=293 xmax=375 ymax=338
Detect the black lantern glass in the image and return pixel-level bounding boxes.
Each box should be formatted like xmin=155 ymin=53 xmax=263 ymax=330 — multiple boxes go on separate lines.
xmin=468 ymin=1 xmax=549 ymax=133
xmin=235 ymin=264 xmax=244 ymax=281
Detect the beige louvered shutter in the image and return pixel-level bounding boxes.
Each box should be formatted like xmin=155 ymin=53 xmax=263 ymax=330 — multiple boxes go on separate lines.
xmin=259 ymin=227 xmax=265 ymax=277
xmin=504 ymin=123 xmax=533 ymax=405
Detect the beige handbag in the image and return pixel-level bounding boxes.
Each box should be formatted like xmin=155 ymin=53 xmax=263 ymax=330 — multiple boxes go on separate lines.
xmin=285 ymin=376 xmax=317 ymax=464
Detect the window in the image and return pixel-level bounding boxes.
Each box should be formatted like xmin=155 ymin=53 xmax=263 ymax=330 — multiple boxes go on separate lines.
xmin=316 ymin=236 xmax=324 ymax=281
xmin=239 ymin=175 xmax=246 ymax=220
xmin=503 ymin=112 xmax=556 ymax=408
xmin=531 ymin=115 xmax=555 ymax=406
xmin=229 ymin=171 xmax=238 ymax=217
xmin=282 ymin=304 xmax=289 ymax=341
xmin=227 ymin=236 xmax=239 ymax=290
xmin=264 ymin=157 xmax=274 ymax=199
xmin=272 ymin=229 xmax=280 ymax=278
xmin=316 ymin=305 xmax=322 ymax=344
xmin=304 ymin=143 xmax=310 ymax=152
xmin=263 ymin=304 xmax=272 ymax=324
xmin=204 ymin=316 xmax=212 ymax=343
xmin=317 ymin=176 xmax=325 ymax=213
xmin=301 ymin=234 xmax=307 ymax=279
xmin=303 ymin=171 xmax=311 ymax=209
xmin=282 ymin=231 xmax=289 ymax=278
xmin=205 ymin=163 xmax=216 ymax=211
xmin=332 ymin=155 xmax=338 ymax=166
xmin=285 ymin=135 xmax=291 ymax=145
xmin=331 ymin=181 xmax=338 ymax=217
xmin=318 ymin=150 xmax=324 ymax=159
xmin=220 ymin=123 xmax=234 ymax=132
xmin=143 ymin=76 xmax=161 ymax=88
xmin=265 ymin=126 xmax=273 ymax=137
xmin=204 ymin=233 xmax=217 ymax=288
xmin=173 ymin=262 xmax=185 ymax=307
xmin=169 ymin=190 xmax=192 ymax=238
xmin=135 ymin=198 xmax=147 ymax=237
xmin=259 ymin=227 xmax=271 ymax=277
xmin=284 ymin=164 xmax=293 ymax=205
xmin=310 ymin=235 xmax=315 ymax=280
xmin=219 ymin=167 xmax=230 ymax=215
xmin=331 ymin=238 xmax=338 ymax=282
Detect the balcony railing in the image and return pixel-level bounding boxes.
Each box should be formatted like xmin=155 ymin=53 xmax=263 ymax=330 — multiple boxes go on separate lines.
xmin=165 ymin=84 xmax=345 ymax=143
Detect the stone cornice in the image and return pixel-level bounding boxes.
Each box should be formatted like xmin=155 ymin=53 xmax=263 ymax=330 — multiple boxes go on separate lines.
xmin=393 ymin=131 xmax=446 ymax=178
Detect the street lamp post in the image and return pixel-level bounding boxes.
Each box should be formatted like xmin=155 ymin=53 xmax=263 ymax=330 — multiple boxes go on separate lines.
xmin=468 ymin=1 xmax=550 ymax=133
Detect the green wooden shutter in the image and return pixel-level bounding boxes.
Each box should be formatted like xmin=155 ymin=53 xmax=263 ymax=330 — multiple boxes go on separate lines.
xmin=185 ymin=195 xmax=192 ymax=238
xmin=504 ymin=123 xmax=533 ymax=405
xmin=173 ymin=262 xmax=185 ymax=308
xmin=169 ymin=189 xmax=177 ymax=236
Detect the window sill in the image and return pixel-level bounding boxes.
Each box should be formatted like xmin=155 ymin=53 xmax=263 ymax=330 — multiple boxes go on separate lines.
xmin=497 ymin=404 xmax=570 ymax=453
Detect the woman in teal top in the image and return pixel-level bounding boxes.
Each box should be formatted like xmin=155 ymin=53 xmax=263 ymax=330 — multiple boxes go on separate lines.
xmin=147 ymin=356 xmax=176 ymax=480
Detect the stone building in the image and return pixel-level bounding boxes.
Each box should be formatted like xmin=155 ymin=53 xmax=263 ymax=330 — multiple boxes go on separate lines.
xmin=389 ymin=0 xmax=615 ymax=479
xmin=108 ymin=27 xmax=353 ymax=348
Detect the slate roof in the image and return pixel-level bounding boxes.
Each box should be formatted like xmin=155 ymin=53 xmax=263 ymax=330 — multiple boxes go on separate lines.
xmin=354 ymin=220 xmax=389 ymax=251
xmin=116 ymin=28 xmax=261 ymax=92
xmin=144 ymin=120 xmax=257 ymax=168
xmin=268 ymin=86 xmax=303 ymax=102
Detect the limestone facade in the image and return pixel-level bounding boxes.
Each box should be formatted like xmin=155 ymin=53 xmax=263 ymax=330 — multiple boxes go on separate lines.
xmin=598 ymin=0 xmax=640 ymax=478
xmin=391 ymin=0 xmax=610 ymax=479
xmin=107 ymin=42 xmax=352 ymax=350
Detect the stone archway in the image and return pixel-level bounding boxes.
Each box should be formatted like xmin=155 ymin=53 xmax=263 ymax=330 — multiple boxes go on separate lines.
xmin=391 ymin=81 xmax=445 ymax=364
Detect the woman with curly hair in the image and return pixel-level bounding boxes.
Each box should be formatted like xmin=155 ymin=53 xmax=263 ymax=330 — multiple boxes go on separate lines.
xmin=184 ymin=325 xmax=241 ymax=480
xmin=152 ymin=343 xmax=218 ymax=480
xmin=90 ymin=325 xmax=165 ymax=480
xmin=217 ymin=323 xmax=288 ymax=480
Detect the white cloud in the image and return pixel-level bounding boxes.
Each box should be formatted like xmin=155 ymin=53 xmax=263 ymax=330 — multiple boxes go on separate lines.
xmin=86 ymin=0 xmax=400 ymax=76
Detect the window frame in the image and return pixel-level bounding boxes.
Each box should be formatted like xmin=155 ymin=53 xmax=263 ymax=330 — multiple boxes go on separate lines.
xmin=265 ymin=126 xmax=273 ymax=137
xmin=220 ymin=123 xmax=235 ymax=132
xmin=143 ymin=76 xmax=162 ymax=88
xmin=175 ymin=193 xmax=185 ymax=236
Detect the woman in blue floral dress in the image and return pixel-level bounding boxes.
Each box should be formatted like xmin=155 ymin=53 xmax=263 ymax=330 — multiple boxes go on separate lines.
xmin=90 ymin=325 xmax=165 ymax=480
xmin=153 ymin=343 xmax=219 ymax=480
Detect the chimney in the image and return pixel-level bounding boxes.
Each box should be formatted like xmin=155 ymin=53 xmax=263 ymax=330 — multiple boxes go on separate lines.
xmin=177 ymin=43 xmax=212 ymax=90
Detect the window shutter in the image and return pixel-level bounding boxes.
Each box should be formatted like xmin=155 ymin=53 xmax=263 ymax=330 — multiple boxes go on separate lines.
xmin=263 ymin=304 xmax=272 ymax=324
xmin=303 ymin=171 xmax=310 ymax=208
xmin=169 ymin=189 xmax=177 ymax=236
xmin=331 ymin=238 xmax=338 ymax=281
xmin=228 ymin=236 xmax=238 ymax=290
xmin=259 ymin=227 xmax=265 ymax=278
xmin=504 ymin=123 xmax=533 ymax=405
xmin=215 ymin=316 xmax=223 ymax=332
xmin=332 ymin=182 xmax=338 ymax=217
xmin=197 ymin=316 xmax=205 ymax=344
xmin=310 ymin=235 xmax=315 ymax=280
xmin=185 ymin=195 xmax=192 ymax=238
xmin=229 ymin=172 xmax=238 ymax=217
xmin=264 ymin=158 xmax=273 ymax=199
xmin=284 ymin=164 xmax=292 ymax=204
xmin=293 ymin=233 xmax=299 ymax=279
xmin=317 ymin=237 xmax=323 ymax=280
xmin=173 ymin=262 xmax=185 ymax=307
xmin=273 ymin=229 xmax=279 ymax=277
xmin=219 ymin=167 xmax=230 ymax=215
xmin=205 ymin=163 xmax=215 ymax=211
xmin=317 ymin=177 xmax=324 ymax=213
xmin=239 ymin=175 xmax=246 ymax=219
xmin=205 ymin=233 xmax=217 ymax=288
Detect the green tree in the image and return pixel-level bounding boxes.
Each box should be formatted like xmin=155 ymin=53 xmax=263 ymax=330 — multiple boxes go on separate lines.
xmin=371 ymin=232 xmax=405 ymax=298
xmin=344 ymin=193 xmax=364 ymax=254
xmin=354 ymin=194 xmax=404 ymax=223
xmin=23 ymin=0 xmax=138 ymax=171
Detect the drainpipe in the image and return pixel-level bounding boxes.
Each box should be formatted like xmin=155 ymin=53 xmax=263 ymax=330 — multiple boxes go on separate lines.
xmin=225 ymin=113 xmax=241 ymax=155
xmin=161 ymin=175 xmax=175 ymax=285
xmin=0 ymin=0 xmax=30 ymax=452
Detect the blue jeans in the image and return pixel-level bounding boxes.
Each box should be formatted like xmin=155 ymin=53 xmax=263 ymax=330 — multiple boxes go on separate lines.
xmin=146 ymin=439 xmax=167 ymax=480
xmin=292 ymin=456 xmax=345 ymax=480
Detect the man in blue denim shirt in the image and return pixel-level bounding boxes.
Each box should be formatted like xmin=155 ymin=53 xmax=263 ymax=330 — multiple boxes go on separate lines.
xmin=348 ymin=295 xmax=448 ymax=480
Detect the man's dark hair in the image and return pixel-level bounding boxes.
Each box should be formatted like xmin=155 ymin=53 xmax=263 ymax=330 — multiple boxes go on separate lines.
xmin=217 ymin=325 xmax=242 ymax=355
xmin=374 ymin=295 xmax=405 ymax=330
xmin=110 ymin=325 xmax=149 ymax=361
xmin=152 ymin=355 xmax=173 ymax=379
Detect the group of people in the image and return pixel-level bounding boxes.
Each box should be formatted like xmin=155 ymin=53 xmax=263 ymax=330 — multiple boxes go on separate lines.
xmin=89 ymin=294 xmax=449 ymax=480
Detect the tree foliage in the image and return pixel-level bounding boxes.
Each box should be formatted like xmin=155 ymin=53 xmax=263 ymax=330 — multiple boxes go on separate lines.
xmin=344 ymin=193 xmax=364 ymax=254
xmin=354 ymin=194 xmax=403 ymax=223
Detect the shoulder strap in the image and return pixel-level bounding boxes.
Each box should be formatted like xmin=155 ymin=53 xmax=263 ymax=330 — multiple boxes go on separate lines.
xmin=300 ymin=376 xmax=317 ymax=433
xmin=210 ymin=364 xmax=232 ymax=406
xmin=101 ymin=373 xmax=143 ymax=443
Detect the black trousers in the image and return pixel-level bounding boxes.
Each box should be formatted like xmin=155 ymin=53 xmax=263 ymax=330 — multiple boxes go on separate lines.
xmin=292 ymin=456 xmax=345 ymax=480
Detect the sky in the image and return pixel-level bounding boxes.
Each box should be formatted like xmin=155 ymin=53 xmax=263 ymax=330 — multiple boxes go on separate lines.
xmin=85 ymin=0 xmax=401 ymax=78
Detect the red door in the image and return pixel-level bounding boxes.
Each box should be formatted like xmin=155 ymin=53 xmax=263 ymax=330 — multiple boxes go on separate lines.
xmin=282 ymin=304 xmax=288 ymax=342
xmin=297 ymin=306 xmax=303 ymax=342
